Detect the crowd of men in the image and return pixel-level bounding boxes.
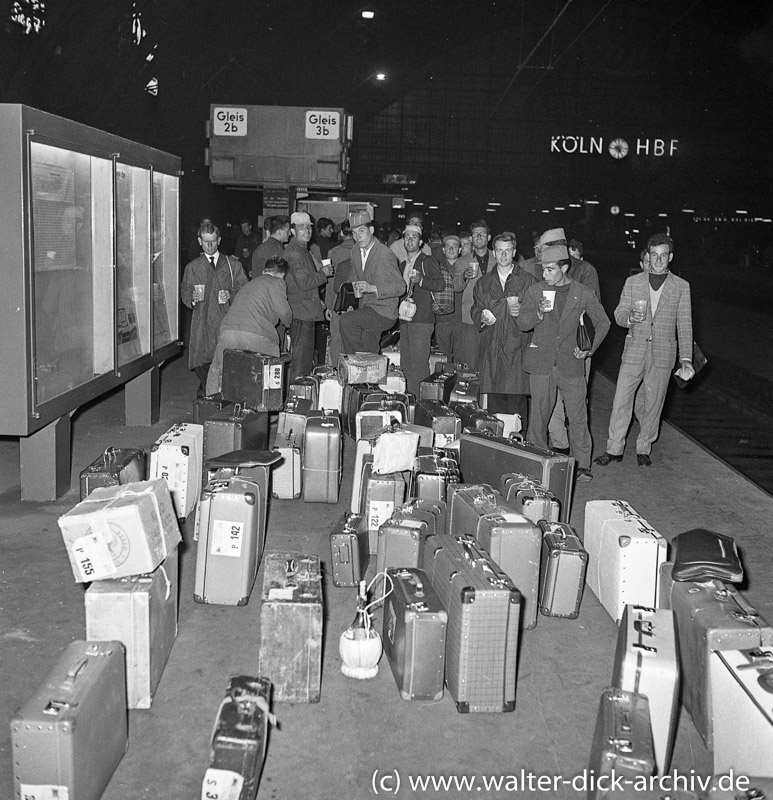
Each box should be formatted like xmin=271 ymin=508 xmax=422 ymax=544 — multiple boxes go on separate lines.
xmin=182 ymin=210 xmax=695 ymax=480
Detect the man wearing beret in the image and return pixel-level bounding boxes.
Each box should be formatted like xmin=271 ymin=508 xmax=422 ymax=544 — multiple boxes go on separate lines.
xmin=336 ymin=211 xmax=405 ymax=355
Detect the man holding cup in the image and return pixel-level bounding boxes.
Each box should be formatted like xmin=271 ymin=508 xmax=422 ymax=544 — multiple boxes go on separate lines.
xmin=517 ymin=243 xmax=610 ymax=481
xmin=595 ymin=233 xmax=694 ymax=467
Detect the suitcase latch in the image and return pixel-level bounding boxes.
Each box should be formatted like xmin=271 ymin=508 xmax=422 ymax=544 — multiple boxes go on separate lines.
xmin=44 ymin=700 xmax=71 ymax=715
xmin=407 ymin=601 xmax=428 ymax=611
xmin=608 ymin=737 xmax=632 ymax=752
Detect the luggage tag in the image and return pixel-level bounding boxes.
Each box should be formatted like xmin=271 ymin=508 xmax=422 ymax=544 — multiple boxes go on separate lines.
xmin=202 ymin=769 xmax=244 ymax=800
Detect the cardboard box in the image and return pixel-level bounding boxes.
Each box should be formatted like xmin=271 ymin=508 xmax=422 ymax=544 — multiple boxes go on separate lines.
xmin=58 ymin=478 xmax=181 ymax=582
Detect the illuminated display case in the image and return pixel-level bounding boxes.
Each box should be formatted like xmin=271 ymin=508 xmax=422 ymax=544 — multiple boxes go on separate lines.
xmin=0 ymin=104 xmax=181 ymax=438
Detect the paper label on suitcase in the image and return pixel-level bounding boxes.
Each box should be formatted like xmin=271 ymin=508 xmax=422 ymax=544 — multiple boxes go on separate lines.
xmin=201 ymin=768 xmax=244 ymax=800
xmin=71 ymin=532 xmax=117 ymax=580
xmin=211 ymin=520 xmax=244 ymax=558
xmin=369 ymin=500 xmax=395 ymax=533
xmin=19 ymin=786 xmax=70 ymax=800
xmin=263 ymin=364 xmax=283 ymax=390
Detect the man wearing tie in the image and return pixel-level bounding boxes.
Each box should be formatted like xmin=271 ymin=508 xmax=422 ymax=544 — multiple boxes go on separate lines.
xmin=181 ymin=221 xmax=248 ymax=396
xmin=336 ymin=210 xmax=405 ymax=355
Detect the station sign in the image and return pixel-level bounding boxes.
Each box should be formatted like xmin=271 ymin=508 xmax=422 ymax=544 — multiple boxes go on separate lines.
xmin=305 ymin=111 xmax=340 ymax=140
xmin=550 ymin=135 xmax=679 ymax=158
xmin=213 ymin=107 xmax=248 ymax=136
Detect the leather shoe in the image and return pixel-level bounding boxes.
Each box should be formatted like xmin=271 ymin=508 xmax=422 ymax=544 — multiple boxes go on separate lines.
xmin=576 ymin=468 xmax=593 ymax=482
xmin=552 ymin=446 xmax=570 ymax=455
xmin=637 ymin=454 xmax=652 ymax=467
xmin=594 ymin=452 xmax=623 ymax=466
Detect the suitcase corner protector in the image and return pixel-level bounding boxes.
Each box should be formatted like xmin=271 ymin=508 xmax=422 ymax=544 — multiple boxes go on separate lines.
xmin=455 ymin=701 xmax=470 ymax=713
xmin=502 ymin=700 xmax=515 ymax=712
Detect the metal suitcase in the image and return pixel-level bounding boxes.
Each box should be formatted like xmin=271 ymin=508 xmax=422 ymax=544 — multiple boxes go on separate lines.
xmin=149 ymin=422 xmax=204 ymax=520
xmin=288 ymin=376 xmax=319 ymax=408
xmin=447 ymin=482 xmax=503 ymax=537
xmin=383 ymin=567 xmax=447 ymax=701
xmin=11 ymin=640 xmax=128 ymax=800
xmin=205 ymin=675 xmax=274 ymax=800
xmin=474 ymin=509 xmax=542 ymax=630
xmin=538 ymin=521 xmax=588 ymax=619
xmin=359 ymin=462 xmax=407 ymax=553
xmin=584 ymin=500 xmax=668 ymax=623
xmin=363 ymin=391 xmax=414 ymax=423
xmin=500 ymin=472 xmax=560 ymax=524
xmin=419 ymin=371 xmax=457 ymax=403
xmin=587 ymin=688 xmax=655 ymax=792
xmin=272 ymin=431 xmax=302 ymax=499
xmin=302 ymin=414 xmax=341 ymax=503
xmin=204 ymin=406 xmax=269 ymax=484
xmin=355 ymin=404 xmax=405 ymax=441
xmin=258 ymin=553 xmax=323 ymax=703
xmin=85 ymin=546 xmax=178 ymax=709
xmin=409 ymin=453 xmax=461 ymax=502
xmin=79 ymin=446 xmax=146 ymax=500
xmin=413 ymin=399 xmax=462 ymax=447
xmin=421 ymin=533 xmax=520 ymax=712
xmin=399 ymin=497 xmax=447 ymax=539
xmin=221 ymin=350 xmax=292 ymax=411
xmin=611 ymin=605 xmax=679 ymax=775
xmin=277 ymin=397 xmax=322 ymax=438
xmin=329 ymin=512 xmax=369 ymax=587
xmin=376 ymin=512 xmax=428 ymax=577
xmin=450 ymin=402 xmax=504 ymax=436
xmin=193 ymin=395 xmax=235 ymax=425
xmin=342 ymin=382 xmax=382 ymax=437
xmin=662 ymin=571 xmax=773 ymax=750
xmin=459 ymin=429 xmax=574 ymax=522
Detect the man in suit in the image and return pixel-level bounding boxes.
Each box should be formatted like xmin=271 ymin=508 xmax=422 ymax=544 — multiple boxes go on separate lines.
xmin=518 ymin=242 xmax=610 ymax=481
xmin=595 ymin=233 xmax=694 ymax=467
xmin=337 ymin=210 xmax=405 ymax=355
xmin=326 ymin=221 xmax=355 ymax=367
xmin=251 ymin=215 xmax=290 ymax=278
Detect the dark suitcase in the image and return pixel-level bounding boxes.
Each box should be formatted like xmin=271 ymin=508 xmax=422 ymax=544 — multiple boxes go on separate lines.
xmin=221 ymin=350 xmax=292 ymax=411
xmin=670 ymin=528 xmax=743 ymax=583
xmin=376 ymin=510 xmax=429 ymax=577
xmin=79 ymin=446 xmax=146 ymax=500
xmin=419 ymin=370 xmax=457 ymax=403
xmin=460 ymin=430 xmax=575 ymax=522
xmin=193 ymin=394 xmax=235 ymax=425
xmin=288 ymin=376 xmax=319 ymax=409
xmin=450 ymin=402 xmax=504 ymax=436
xmin=413 ymin=399 xmax=462 ymax=447
xmin=330 ymin=512 xmax=369 ymax=587
xmin=409 ymin=453 xmax=461 ymax=503
xmin=500 ymin=472 xmax=561 ymax=524
xmin=206 ymin=675 xmax=274 ymax=800
xmin=383 ymin=567 xmax=447 ymax=701
xmin=421 ymin=533 xmax=520 ymax=712
xmin=302 ymin=414 xmax=342 ymax=503
xmin=588 ymin=688 xmax=655 ymax=791
xmin=11 ymin=640 xmax=128 ymax=800
xmin=343 ymin=382 xmax=382 ymax=437
xmin=258 ymin=553 xmax=323 ymax=703
xmin=399 ymin=497 xmax=447 ymax=538
xmin=538 ymin=521 xmax=588 ymax=619
xmin=447 ymin=482 xmax=502 ymax=537
xmin=449 ymin=379 xmax=480 ymax=405
xmin=204 ymin=406 xmax=269 ymax=485
xmin=360 ymin=463 xmax=408 ymax=553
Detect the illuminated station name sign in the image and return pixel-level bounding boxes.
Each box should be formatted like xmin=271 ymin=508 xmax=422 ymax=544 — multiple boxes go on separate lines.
xmin=551 ymin=135 xmax=679 ymax=158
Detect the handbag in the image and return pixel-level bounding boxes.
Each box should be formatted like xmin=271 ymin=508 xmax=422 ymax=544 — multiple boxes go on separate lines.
xmin=334 ymin=282 xmax=359 ymax=314
xmin=576 ymin=311 xmax=595 ymax=351
xmin=431 ymin=265 xmax=455 ymax=315
xmin=673 ymin=341 xmax=707 ymax=388
xmin=398 ymin=279 xmax=417 ymax=322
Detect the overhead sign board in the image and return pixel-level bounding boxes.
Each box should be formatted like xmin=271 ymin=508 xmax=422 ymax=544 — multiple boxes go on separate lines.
xmin=305 ymin=111 xmax=340 ymax=140
xmin=213 ymin=107 xmax=248 ymax=136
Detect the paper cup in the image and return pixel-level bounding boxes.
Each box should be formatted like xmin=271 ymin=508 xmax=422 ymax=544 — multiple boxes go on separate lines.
xmin=542 ymin=290 xmax=556 ymax=311
xmin=194 ymin=284 xmax=205 ymax=301
xmin=469 ymin=261 xmax=479 ymax=277
xmin=634 ymin=299 xmax=647 ymax=315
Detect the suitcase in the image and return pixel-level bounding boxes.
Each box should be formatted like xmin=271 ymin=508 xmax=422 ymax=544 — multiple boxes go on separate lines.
xmin=611 ymin=604 xmax=679 ymax=775
xmin=500 ymin=472 xmax=561 ymax=524
xmin=410 ymin=453 xmax=461 ymax=502
xmin=421 ymin=533 xmax=520 ymax=712
xmin=288 ymin=376 xmax=319 ymax=409
xmin=401 ymin=497 xmax=447 ymax=538
xmin=318 ymin=373 xmax=344 ymax=413
xmin=378 ymin=366 xmax=407 ymax=394
xmin=584 ymin=500 xmax=668 ymax=623
xmin=382 ymin=344 xmax=401 ymax=368
xmin=450 ymin=402 xmax=504 ymax=436
xmin=277 ymin=397 xmax=322 ymax=438
xmin=272 ymin=431 xmax=302 ymax=499
xmin=400 ymin=421 xmax=434 ymax=448
xmin=221 ymin=350 xmax=291 ymax=411
xmin=342 ymin=382 xmax=382 ymax=437
xmin=474 ymin=509 xmax=542 ymax=630
xmin=447 ymin=482 xmax=502 ymax=537
xmin=661 ymin=569 xmax=773 ymax=750
xmin=149 ymin=422 xmax=204 ymax=520
xmin=449 ymin=379 xmax=480 ymax=405
xmin=376 ymin=511 xmax=429 ymax=578
xmin=204 ymin=406 xmax=269 ymax=484
xmin=419 ymin=370 xmax=457 ymax=403
xmin=360 ymin=463 xmax=407 ymax=553
xmin=85 ymin=547 xmax=178 ymax=709
xmin=587 ymin=688 xmax=655 ymax=791
xmin=413 ymin=400 xmax=462 ymax=447
xmin=671 ymin=528 xmax=744 ymax=583
xmin=703 ymin=775 xmax=773 ymax=798
xmin=11 ymin=640 xmax=128 ymax=800
xmin=330 ymin=512 xmax=369 ymax=587
xmin=258 ymin=553 xmax=323 ymax=703
xmin=79 ymin=446 xmax=146 ymax=500
xmin=205 ymin=675 xmax=274 ymax=800
xmin=383 ymin=567 xmax=447 ymax=701
xmin=355 ymin=406 xmax=405 ymax=442
xmin=351 ymin=439 xmax=375 ymax=514
xmin=538 ymin=521 xmax=588 ymax=619
xmin=428 ymin=351 xmax=447 ymax=373
xmin=459 ymin=430 xmax=574 ymax=522
xmin=302 ymin=414 xmax=342 ymax=503
xmin=193 ymin=395 xmax=235 ymax=426
xmin=363 ymin=391 xmax=414 ymax=423
xmin=338 ymin=352 xmax=389 ymax=385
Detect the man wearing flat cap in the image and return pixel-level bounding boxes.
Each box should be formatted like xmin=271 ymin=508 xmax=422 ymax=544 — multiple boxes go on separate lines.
xmin=335 ymin=210 xmax=405 ymax=355
xmin=285 ymin=211 xmax=334 ymax=379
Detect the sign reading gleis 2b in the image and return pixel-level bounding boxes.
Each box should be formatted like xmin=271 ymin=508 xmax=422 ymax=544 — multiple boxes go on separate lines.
xmin=213 ymin=107 xmax=248 ymax=136
xmin=305 ymin=111 xmax=340 ymax=139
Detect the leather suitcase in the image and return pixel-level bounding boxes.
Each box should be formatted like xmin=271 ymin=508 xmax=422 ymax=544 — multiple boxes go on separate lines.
xmin=277 ymin=397 xmax=322 ymax=438
xmin=383 ymin=567 xmax=447 ymax=701
xmin=459 ymin=430 xmax=574 ymax=522
xmin=611 ymin=605 xmax=679 ymax=775
xmin=11 ymin=640 xmax=128 ymax=800
xmin=258 ymin=553 xmax=323 ymax=703
xmin=421 ymin=533 xmax=520 ymax=713
xmin=401 ymin=497 xmax=447 ymax=538
xmin=500 ymin=472 xmax=561 ymax=524
xmin=355 ymin=408 xmax=404 ymax=442
xmin=710 ymin=648 xmax=773 ymax=776
xmin=449 ymin=379 xmax=480 ymax=405
xmin=288 ymin=376 xmax=319 ymax=409
xmin=271 ymin=431 xmax=302 ymax=499
xmin=376 ymin=511 xmax=429 ymax=577
xmin=587 ymin=688 xmax=655 ymax=791
xmin=360 ymin=463 xmax=407 ymax=553
xmin=364 ymin=391 xmax=414 ymax=424
xmin=330 ymin=512 xmax=369 ymax=587
xmin=450 ymin=402 xmax=504 ymax=436
xmin=85 ymin=547 xmax=178 ymax=709
xmin=205 ymin=675 xmax=274 ymax=800
xmin=661 ymin=569 xmax=773 ymax=750
xmin=149 ymin=422 xmax=203 ymax=520
xmin=447 ymin=482 xmax=503 ymax=537
xmin=193 ymin=395 xmax=234 ymax=425
xmin=79 ymin=446 xmax=146 ymax=500
xmin=338 ymin=352 xmax=388 ymax=386
xmin=221 ymin=350 xmax=291 ymax=411
xmin=584 ymin=500 xmax=668 ymax=623
xmin=671 ymin=528 xmax=743 ymax=583
xmin=413 ymin=400 xmax=462 ymax=447
xmin=350 ymin=439 xmax=375 ymax=514
xmin=538 ymin=521 xmax=588 ymax=619
xmin=409 ymin=453 xmax=461 ymax=503
xmin=342 ymin=382 xmax=382 ymax=437
xmin=204 ymin=406 xmax=269 ymax=484
xmin=474 ymin=508 xmax=542 ymax=630
xmin=419 ymin=370 xmax=457 ymax=403
xmin=302 ymin=414 xmax=341 ymax=503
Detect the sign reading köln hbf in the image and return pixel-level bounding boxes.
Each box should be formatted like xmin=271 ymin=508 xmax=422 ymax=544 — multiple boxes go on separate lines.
xmin=550 ymin=135 xmax=679 ymax=158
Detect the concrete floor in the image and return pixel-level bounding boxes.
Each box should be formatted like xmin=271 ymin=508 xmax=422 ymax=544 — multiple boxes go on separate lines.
xmin=2 ymin=354 xmax=772 ymax=800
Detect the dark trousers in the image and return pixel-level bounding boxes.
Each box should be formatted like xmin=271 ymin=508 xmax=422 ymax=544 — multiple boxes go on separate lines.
xmin=434 ymin=315 xmax=459 ymax=364
xmin=193 ymin=363 xmax=211 ymax=396
xmin=339 ymin=307 xmax=393 ymax=355
xmin=458 ymin=323 xmax=481 ymax=371
xmin=487 ymin=392 xmax=528 ymax=429
xmin=289 ymin=319 xmax=316 ymax=381
xmin=399 ymin=322 xmax=433 ymax=397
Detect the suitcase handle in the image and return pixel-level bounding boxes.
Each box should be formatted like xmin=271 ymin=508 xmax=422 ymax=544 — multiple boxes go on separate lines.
xmin=65 ymin=657 xmax=89 ymax=684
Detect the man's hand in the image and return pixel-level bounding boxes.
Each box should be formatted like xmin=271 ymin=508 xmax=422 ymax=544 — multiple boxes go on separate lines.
xmin=321 ymin=263 xmax=334 ymax=277
xmin=480 ymin=309 xmax=496 ymax=326
xmin=354 ymin=280 xmax=377 ymax=295
xmin=217 ymin=289 xmax=230 ymax=304
xmin=574 ymin=347 xmax=590 ymax=360
xmin=675 ymin=361 xmax=695 ymax=381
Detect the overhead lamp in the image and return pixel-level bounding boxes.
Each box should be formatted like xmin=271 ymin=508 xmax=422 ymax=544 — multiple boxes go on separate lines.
xmin=554 ymin=207 xmax=565 ymax=211
xmin=569 ymin=203 xmax=581 ymax=208
xmin=624 ymin=213 xmax=635 ymax=217
xmin=488 ymin=202 xmax=501 ymax=207
xmin=681 ymin=208 xmax=695 ymax=213
xmin=658 ymin=213 xmax=668 ymax=217
xmin=585 ymin=200 xmax=600 ymax=205
xmin=412 ymin=201 xmax=424 ymax=206
xmin=429 ymin=205 xmax=438 ymax=210
xmin=362 ymin=10 xmax=375 ymax=19
xmin=375 ymin=73 xmax=386 ymax=81
xmin=736 ymin=209 xmax=748 ymax=214
xmin=541 ymin=209 xmax=550 ymax=213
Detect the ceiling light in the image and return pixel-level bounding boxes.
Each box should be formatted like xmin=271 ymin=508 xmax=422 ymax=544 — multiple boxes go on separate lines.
xmin=736 ymin=209 xmax=748 ymax=214
xmin=488 ymin=202 xmax=501 ymax=207
xmin=681 ymin=208 xmax=694 ymax=213
xmin=554 ymin=207 xmax=565 ymax=211
xmin=361 ymin=10 xmax=375 ymax=19
xmin=658 ymin=213 xmax=668 ymax=217
xmin=585 ymin=200 xmax=600 ymax=205
xmin=429 ymin=206 xmax=438 ymax=210
xmin=569 ymin=203 xmax=581 ymax=208
xmin=375 ymin=73 xmax=386 ymax=81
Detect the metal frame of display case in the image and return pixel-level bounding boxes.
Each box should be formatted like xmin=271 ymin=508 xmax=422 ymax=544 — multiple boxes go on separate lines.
xmin=0 ymin=104 xmax=181 ymax=499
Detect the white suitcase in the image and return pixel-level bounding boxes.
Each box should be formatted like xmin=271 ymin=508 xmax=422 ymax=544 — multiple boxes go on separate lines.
xmin=583 ymin=500 xmax=668 ymax=623
xmin=611 ymin=604 xmax=679 ymax=775
xmin=378 ymin=366 xmax=407 ymax=394
xmin=382 ymin=345 xmax=401 ymax=368
xmin=710 ymin=648 xmax=773 ymax=777
xmin=318 ymin=375 xmax=344 ymax=413
xmin=350 ymin=438 xmax=375 ymax=514
xmin=355 ymin=408 xmax=404 ymax=441
xmin=149 ymin=422 xmax=204 ymax=520
xmin=85 ymin=547 xmax=178 ymax=709
xmin=272 ymin=431 xmax=303 ymax=499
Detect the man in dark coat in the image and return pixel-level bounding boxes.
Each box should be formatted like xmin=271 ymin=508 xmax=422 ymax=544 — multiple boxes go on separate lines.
xmin=471 ymin=231 xmax=536 ymax=422
xmin=251 ymin=215 xmax=290 ymax=278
